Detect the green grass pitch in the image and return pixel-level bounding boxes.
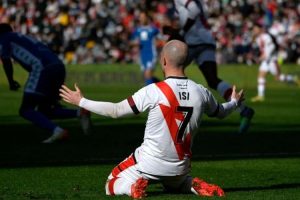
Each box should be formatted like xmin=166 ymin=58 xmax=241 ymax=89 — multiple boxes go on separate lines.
xmin=0 ymin=63 xmax=300 ymax=199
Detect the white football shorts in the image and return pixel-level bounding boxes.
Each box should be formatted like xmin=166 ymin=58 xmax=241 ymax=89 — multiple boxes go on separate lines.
xmin=259 ymin=59 xmax=279 ymax=75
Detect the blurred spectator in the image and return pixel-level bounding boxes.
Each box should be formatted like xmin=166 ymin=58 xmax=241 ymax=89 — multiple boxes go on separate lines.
xmin=1 ymin=0 xmax=299 ymax=65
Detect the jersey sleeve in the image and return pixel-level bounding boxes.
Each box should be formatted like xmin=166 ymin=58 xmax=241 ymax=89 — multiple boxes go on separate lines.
xmin=203 ymin=88 xmax=220 ymax=116
xmin=204 ymin=87 xmax=238 ymax=119
xmin=129 ymin=85 xmax=157 ymax=114
xmin=79 ymin=98 xmax=134 ymax=118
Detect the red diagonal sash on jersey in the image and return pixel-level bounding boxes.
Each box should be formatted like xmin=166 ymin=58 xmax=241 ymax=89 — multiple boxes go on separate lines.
xmin=156 ymin=81 xmax=191 ymax=160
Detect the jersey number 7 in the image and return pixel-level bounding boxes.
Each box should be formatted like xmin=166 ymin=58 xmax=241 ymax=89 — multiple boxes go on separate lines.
xmin=176 ymin=106 xmax=193 ymax=144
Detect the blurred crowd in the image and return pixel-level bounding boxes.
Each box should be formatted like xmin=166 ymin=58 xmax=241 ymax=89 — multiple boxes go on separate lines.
xmin=1 ymin=0 xmax=300 ymax=65
xmin=207 ymin=0 xmax=300 ymax=65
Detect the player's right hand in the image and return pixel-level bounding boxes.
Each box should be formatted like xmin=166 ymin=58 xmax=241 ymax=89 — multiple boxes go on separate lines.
xmin=9 ymin=80 xmax=21 ymax=91
xmin=59 ymin=83 xmax=83 ymax=106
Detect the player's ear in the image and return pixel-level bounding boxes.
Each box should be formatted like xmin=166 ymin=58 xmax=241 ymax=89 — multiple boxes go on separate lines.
xmin=163 ymin=57 xmax=167 ymax=66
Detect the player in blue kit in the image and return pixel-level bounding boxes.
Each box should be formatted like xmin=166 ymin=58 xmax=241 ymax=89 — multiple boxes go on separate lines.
xmin=0 ymin=23 xmax=91 ymax=143
xmin=131 ymin=12 xmax=161 ymax=85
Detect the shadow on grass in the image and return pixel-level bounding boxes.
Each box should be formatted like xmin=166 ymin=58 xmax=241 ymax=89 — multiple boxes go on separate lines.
xmin=0 ymin=118 xmax=300 ymax=167
xmin=224 ymin=183 xmax=300 ymax=192
xmin=143 ymin=183 xmax=300 ymax=197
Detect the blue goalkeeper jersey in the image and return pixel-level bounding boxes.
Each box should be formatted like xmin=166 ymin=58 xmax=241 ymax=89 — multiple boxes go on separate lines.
xmin=0 ymin=32 xmax=63 ymax=72
xmin=131 ymin=25 xmax=159 ymax=69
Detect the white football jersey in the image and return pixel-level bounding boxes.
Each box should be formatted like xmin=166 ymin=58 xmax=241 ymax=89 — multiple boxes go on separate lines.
xmin=256 ymin=33 xmax=277 ymax=61
xmin=174 ymin=0 xmax=215 ymax=46
xmin=129 ymin=77 xmax=220 ymax=176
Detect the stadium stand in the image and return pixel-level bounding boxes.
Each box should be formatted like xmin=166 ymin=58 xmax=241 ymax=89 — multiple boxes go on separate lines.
xmin=1 ymin=0 xmax=299 ymax=65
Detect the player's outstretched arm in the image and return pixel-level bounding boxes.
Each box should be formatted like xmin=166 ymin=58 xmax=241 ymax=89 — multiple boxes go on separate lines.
xmin=207 ymin=85 xmax=245 ymax=119
xmin=60 ymin=84 xmax=135 ymax=118
xmin=217 ymin=85 xmax=245 ymax=118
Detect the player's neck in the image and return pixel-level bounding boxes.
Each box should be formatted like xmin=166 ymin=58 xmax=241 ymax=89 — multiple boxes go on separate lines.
xmin=164 ymin=70 xmax=185 ymax=79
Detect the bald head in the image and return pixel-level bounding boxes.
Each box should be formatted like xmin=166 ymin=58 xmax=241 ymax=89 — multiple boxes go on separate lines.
xmin=162 ymin=40 xmax=188 ymax=69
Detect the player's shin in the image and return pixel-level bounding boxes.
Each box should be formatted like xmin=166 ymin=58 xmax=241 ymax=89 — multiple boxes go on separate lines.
xmin=258 ymin=77 xmax=265 ymax=97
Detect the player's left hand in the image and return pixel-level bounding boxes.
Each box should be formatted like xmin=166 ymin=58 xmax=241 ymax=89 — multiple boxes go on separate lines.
xmin=231 ymin=85 xmax=245 ymax=106
xmin=59 ymin=83 xmax=83 ymax=106
xmin=9 ymin=80 xmax=21 ymax=91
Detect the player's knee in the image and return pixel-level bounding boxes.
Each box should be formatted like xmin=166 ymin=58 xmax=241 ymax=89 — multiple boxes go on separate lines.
xmin=105 ymin=180 xmax=112 ymax=196
xmin=258 ymin=77 xmax=266 ymax=84
xmin=105 ymin=178 xmax=126 ymax=196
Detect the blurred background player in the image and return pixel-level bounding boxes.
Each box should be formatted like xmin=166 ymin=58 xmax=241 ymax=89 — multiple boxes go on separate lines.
xmin=0 ymin=23 xmax=91 ymax=143
xmin=59 ymin=40 xmax=245 ymax=198
xmin=163 ymin=0 xmax=254 ymax=133
xmin=131 ymin=11 xmax=161 ymax=85
xmin=251 ymin=22 xmax=299 ymax=102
